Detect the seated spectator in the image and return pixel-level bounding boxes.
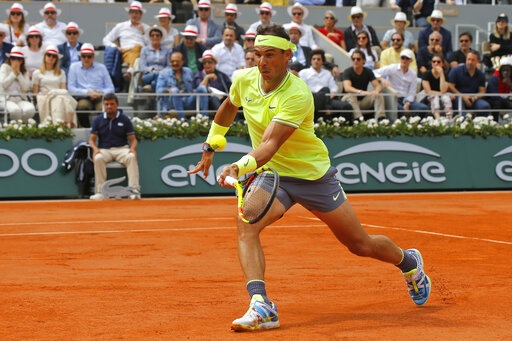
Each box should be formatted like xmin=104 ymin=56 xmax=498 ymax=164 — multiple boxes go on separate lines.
xmin=380 ymin=32 xmax=418 ymax=73
xmin=381 ymin=12 xmax=415 ymax=52
xmin=102 ymin=1 xmax=150 ymax=81
xmin=0 ymin=47 xmax=35 ymax=123
xmin=242 ymin=29 xmax=256 ymax=51
xmin=376 ymin=49 xmax=429 ymax=118
xmin=156 ymin=51 xmax=208 ymax=119
xmin=58 ymin=22 xmax=84 ymax=77
xmin=155 ymin=8 xmax=179 ymax=50
xmin=344 ymin=6 xmax=380 ymax=53
xmin=247 ymin=3 xmax=276 ymax=34
xmin=193 ymin=50 xmax=232 ymax=117
xmin=486 ymin=56 xmax=512 ymax=121
xmin=348 ymin=31 xmax=379 ymax=70
xmin=299 ymin=49 xmax=352 ymax=120
xmin=32 ymin=45 xmax=77 ymax=127
xmin=488 ymin=13 xmax=512 ymax=69
xmin=20 ymin=26 xmax=45 ymax=80
xmin=418 ymin=10 xmax=453 ymax=60
xmin=421 ymin=54 xmax=452 ymax=119
xmin=341 ymin=49 xmax=385 ymax=121
xmin=317 ymin=10 xmax=346 ymax=51
xmin=4 ymin=2 xmax=30 ymax=47
xmin=211 ymin=26 xmax=245 ymax=80
xmin=34 ymin=2 xmax=67 ymax=47
xmin=140 ymin=25 xmax=171 ymax=92
xmin=284 ymin=23 xmax=311 ymax=72
xmin=410 ymin=0 xmax=436 ymax=28
xmin=173 ymin=25 xmax=205 ymax=75
xmin=185 ymin=0 xmax=222 ymax=49
xmin=449 ymin=32 xmax=479 ymax=69
xmin=244 ymin=48 xmax=256 ymax=68
xmin=417 ymin=31 xmax=449 ymax=77
xmin=68 ymin=43 xmax=115 ymax=128
xmin=222 ymin=4 xmax=245 ymax=46
xmin=286 ymin=3 xmax=318 ymax=50
xmin=89 ymin=93 xmax=141 ymax=201
xmin=0 ymin=24 xmax=14 ymax=65
xmin=448 ymin=51 xmax=491 ymax=117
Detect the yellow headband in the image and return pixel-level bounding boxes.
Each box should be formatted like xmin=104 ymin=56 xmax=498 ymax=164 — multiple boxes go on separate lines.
xmin=254 ymin=35 xmax=297 ymax=52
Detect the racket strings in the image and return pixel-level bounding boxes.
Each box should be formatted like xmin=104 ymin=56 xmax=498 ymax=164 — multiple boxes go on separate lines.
xmin=242 ymin=173 xmax=276 ymax=221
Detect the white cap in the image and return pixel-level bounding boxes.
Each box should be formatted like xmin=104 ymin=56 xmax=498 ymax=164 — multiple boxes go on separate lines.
xmin=155 ymin=7 xmax=175 ymax=20
xmin=225 ymin=4 xmax=238 ymax=14
xmin=145 ymin=25 xmax=167 ymax=40
xmin=427 ymin=9 xmax=444 ymax=24
xmin=392 ymin=12 xmax=410 ymax=27
xmin=348 ymin=6 xmax=367 ymax=22
xmin=39 ymin=2 xmax=61 ymax=17
xmin=287 ymin=2 xmax=309 ymax=20
xmin=6 ymin=3 xmax=28 ymax=17
xmin=197 ymin=0 xmax=211 ymax=8
xmin=283 ymin=23 xmax=305 ymax=36
xmin=7 ymin=46 xmax=26 ymax=58
xmin=180 ymin=25 xmax=199 ymax=37
xmin=256 ymin=2 xmax=276 ymax=16
xmin=199 ymin=49 xmax=217 ymax=63
xmin=27 ymin=26 xmax=44 ymax=38
xmin=62 ymin=21 xmax=84 ymax=35
xmin=126 ymin=1 xmax=146 ymax=14
xmin=400 ymin=49 xmax=414 ymax=60
xmin=500 ymin=56 xmax=512 ymax=67
xmin=44 ymin=45 xmax=63 ymax=59
xmin=79 ymin=43 xmax=97 ymax=56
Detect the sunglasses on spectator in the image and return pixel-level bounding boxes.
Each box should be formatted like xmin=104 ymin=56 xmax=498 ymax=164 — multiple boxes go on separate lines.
xmin=10 ymin=57 xmax=23 ymax=61
xmin=10 ymin=12 xmax=22 ymax=16
xmin=44 ymin=11 xmax=57 ymax=15
xmin=432 ymin=60 xmax=442 ymax=64
xmin=245 ymin=38 xmax=255 ymax=42
xmin=430 ymin=18 xmax=442 ymax=22
xmin=325 ymin=16 xmax=335 ymax=20
xmin=198 ymin=8 xmax=210 ymax=11
xmin=357 ymin=36 xmax=367 ymax=40
xmin=400 ymin=56 xmax=411 ymax=60
xmin=27 ymin=35 xmax=41 ymax=39
xmin=392 ymin=38 xmax=402 ymax=42
xmin=66 ymin=31 xmax=79 ymax=36
xmin=46 ymin=54 xmax=57 ymax=58
xmin=292 ymin=12 xmax=303 ymax=16
xmin=81 ymin=55 xmax=93 ymax=59
xmin=150 ymin=34 xmax=162 ymax=38
xmin=260 ymin=11 xmax=270 ymax=15
xmin=430 ymin=38 xmax=440 ymax=42
xmin=351 ymin=57 xmax=362 ymax=61
xmin=352 ymin=15 xmax=363 ymax=19
xmin=460 ymin=39 xmax=470 ymax=43
xmin=202 ymin=60 xmax=215 ymax=64
xmin=184 ymin=36 xmax=195 ymax=40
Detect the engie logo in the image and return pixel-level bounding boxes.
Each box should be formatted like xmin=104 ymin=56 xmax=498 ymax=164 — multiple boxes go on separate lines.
xmin=494 ymin=146 xmax=512 ymax=182
xmin=332 ymin=141 xmax=446 ymax=185
xmin=159 ymin=143 xmax=251 ymax=187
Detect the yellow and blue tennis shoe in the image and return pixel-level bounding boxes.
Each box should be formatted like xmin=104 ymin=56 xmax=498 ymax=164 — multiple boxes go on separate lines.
xmin=403 ymin=249 xmax=431 ymax=306
xmin=231 ymin=294 xmax=280 ymax=331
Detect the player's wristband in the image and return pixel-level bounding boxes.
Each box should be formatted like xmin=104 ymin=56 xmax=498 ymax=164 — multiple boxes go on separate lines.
xmin=206 ymin=122 xmax=229 ymax=144
xmin=232 ymin=155 xmax=257 ymax=178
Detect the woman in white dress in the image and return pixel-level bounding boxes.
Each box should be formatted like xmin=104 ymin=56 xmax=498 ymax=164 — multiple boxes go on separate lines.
xmin=32 ymin=45 xmax=77 ymax=127
xmin=0 ymin=46 xmax=36 ymax=123
xmin=20 ymin=26 xmax=45 ymax=80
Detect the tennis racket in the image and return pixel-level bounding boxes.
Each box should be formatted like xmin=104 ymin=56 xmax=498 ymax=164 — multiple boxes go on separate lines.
xmin=224 ymin=167 xmax=280 ymax=224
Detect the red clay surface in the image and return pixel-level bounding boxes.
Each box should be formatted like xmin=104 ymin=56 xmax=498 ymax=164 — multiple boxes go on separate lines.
xmin=1 ymin=192 xmax=511 ymax=340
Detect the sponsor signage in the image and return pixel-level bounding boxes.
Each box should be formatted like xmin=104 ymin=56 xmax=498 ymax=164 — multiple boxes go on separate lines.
xmin=0 ymin=139 xmax=77 ymax=198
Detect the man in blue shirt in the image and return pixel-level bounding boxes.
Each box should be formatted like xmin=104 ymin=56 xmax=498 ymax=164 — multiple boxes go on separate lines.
xmin=448 ymin=51 xmax=490 ymax=117
xmin=68 ymin=43 xmax=115 ymax=127
xmin=88 ymin=93 xmax=140 ymax=200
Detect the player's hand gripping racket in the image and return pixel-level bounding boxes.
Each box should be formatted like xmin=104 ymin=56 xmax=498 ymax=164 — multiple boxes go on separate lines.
xmin=224 ymin=167 xmax=279 ymax=224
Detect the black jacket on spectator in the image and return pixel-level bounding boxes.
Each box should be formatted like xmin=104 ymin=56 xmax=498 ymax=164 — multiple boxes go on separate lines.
xmin=173 ymin=42 xmax=206 ymax=73
xmin=344 ymin=26 xmax=380 ymax=51
xmin=58 ymin=41 xmax=83 ymax=76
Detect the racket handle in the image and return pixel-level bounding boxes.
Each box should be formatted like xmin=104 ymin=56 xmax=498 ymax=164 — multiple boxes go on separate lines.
xmin=224 ymin=176 xmax=237 ymax=186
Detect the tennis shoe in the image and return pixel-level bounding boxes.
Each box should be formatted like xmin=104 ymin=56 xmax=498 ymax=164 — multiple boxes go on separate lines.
xmin=403 ymin=248 xmax=431 ymax=306
xmin=231 ymin=294 xmax=280 ymax=332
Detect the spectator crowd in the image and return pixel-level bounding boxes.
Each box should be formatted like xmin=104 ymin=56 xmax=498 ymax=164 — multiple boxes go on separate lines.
xmin=0 ymin=1 xmax=510 ymax=127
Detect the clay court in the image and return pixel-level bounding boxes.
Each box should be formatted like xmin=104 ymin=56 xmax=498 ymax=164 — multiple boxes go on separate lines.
xmin=1 ymin=191 xmax=511 ymax=340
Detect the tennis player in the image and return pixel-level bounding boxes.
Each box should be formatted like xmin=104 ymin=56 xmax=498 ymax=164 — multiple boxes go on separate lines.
xmin=188 ymin=24 xmax=431 ymax=332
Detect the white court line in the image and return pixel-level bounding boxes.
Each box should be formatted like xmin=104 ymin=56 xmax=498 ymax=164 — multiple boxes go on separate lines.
xmin=0 ymin=216 xmax=510 ymax=245
xmin=0 ymin=217 xmax=230 ymax=227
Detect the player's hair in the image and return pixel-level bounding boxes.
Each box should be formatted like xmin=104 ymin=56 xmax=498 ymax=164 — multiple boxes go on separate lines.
xmin=103 ymin=93 xmax=119 ymax=104
xmin=257 ymin=24 xmax=289 ymax=42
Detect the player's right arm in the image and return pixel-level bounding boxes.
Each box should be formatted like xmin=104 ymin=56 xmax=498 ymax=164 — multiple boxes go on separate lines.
xmin=187 ymin=97 xmax=239 ymax=178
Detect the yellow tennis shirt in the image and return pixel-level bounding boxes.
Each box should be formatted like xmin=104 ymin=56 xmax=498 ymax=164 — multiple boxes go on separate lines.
xmin=230 ymin=67 xmax=331 ymax=180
